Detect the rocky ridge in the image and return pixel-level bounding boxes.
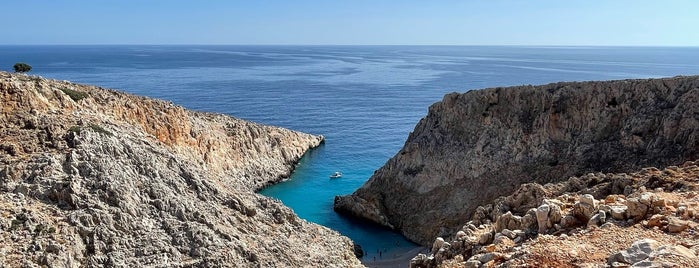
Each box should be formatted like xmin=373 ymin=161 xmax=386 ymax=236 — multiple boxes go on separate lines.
xmin=409 ymin=160 xmax=699 ymax=267
xmin=0 ymin=72 xmax=362 ymax=267
xmin=334 ymin=76 xmax=699 ymax=245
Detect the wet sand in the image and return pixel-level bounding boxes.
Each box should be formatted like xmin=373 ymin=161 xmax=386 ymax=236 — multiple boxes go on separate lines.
xmin=361 ymin=246 xmax=430 ymax=268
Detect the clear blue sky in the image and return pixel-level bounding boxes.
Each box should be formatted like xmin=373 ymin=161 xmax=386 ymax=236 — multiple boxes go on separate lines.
xmin=4 ymin=0 xmax=698 ymax=45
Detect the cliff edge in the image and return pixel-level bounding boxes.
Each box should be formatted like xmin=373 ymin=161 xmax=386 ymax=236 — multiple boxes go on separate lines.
xmin=334 ymin=76 xmax=699 ymax=245
xmin=0 ymin=72 xmax=362 ymax=267
xmin=411 ymin=161 xmax=699 ymax=267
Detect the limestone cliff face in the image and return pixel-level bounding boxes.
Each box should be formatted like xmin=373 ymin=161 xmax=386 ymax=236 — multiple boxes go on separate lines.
xmin=334 ymin=76 xmax=699 ymax=245
xmin=0 ymin=72 xmax=362 ymax=267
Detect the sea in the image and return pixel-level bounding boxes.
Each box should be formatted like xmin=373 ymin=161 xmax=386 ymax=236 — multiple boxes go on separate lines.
xmin=2 ymin=45 xmax=699 ymax=261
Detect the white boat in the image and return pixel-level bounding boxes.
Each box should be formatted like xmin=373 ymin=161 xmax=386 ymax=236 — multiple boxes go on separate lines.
xmin=329 ymin=172 xmax=342 ymax=178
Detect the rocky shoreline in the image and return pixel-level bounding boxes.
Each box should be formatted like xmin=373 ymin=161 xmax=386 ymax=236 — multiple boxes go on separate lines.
xmin=0 ymin=72 xmax=362 ymax=267
xmin=335 ymin=76 xmax=699 ymax=246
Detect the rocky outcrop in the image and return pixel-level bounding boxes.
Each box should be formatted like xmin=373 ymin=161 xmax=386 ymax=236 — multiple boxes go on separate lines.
xmin=409 ymin=161 xmax=699 ymax=267
xmin=0 ymin=72 xmax=362 ymax=267
xmin=335 ymin=76 xmax=699 ymax=245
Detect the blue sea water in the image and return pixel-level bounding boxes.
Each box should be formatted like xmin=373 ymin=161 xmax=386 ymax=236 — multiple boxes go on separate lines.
xmin=2 ymin=45 xmax=699 ymax=259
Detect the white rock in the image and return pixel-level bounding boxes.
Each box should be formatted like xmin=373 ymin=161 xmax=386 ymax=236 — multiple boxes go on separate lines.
xmin=610 ymin=205 xmax=628 ymax=220
xmin=580 ymin=194 xmax=596 ymax=207
xmin=607 ymin=239 xmax=660 ymax=264
xmin=536 ymin=204 xmax=550 ymax=233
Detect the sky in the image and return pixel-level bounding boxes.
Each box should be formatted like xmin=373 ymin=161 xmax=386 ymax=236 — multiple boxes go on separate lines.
xmin=3 ymin=0 xmax=698 ymax=46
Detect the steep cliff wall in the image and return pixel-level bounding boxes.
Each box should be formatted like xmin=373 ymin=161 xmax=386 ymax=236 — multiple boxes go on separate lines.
xmin=335 ymin=76 xmax=699 ymax=245
xmin=0 ymin=72 xmax=362 ymax=267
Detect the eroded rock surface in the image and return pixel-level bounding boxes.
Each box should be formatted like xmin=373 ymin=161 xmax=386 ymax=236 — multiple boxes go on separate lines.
xmin=335 ymin=76 xmax=699 ymax=245
xmin=0 ymin=72 xmax=362 ymax=267
xmin=409 ymin=161 xmax=699 ymax=268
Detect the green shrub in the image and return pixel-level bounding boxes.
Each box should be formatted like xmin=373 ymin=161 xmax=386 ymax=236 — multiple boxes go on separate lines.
xmin=59 ymin=88 xmax=88 ymax=101
xmin=68 ymin=124 xmax=113 ymax=136
xmin=10 ymin=219 xmax=24 ymax=230
xmin=88 ymin=124 xmax=112 ymax=136
xmin=68 ymin=126 xmax=82 ymax=134
xmin=13 ymin=62 xmax=32 ymax=73
xmin=34 ymin=223 xmax=45 ymax=235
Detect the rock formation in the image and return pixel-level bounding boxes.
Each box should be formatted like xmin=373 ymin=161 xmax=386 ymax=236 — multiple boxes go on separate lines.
xmin=335 ymin=76 xmax=699 ymax=245
xmin=0 ymin=72 xmax=363 ymax=267
xmin=409 ymin=161 xmax=699 ymax=267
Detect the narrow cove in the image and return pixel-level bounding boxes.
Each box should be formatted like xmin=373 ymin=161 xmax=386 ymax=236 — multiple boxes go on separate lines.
xmin=5 ymin=45 xmax=698 ymax=265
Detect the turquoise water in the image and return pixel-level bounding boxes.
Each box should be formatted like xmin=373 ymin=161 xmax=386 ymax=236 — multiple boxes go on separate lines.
xmin=3 ymin=45 xmax=699 ymax=258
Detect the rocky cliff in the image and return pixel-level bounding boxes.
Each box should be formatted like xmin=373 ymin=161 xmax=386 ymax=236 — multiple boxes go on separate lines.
xmin=334 ymin=76 xmax=699 ymax=245
xmin=410 ymin=161 xmax=699 ymax=267
xmin=0 ymin=72 xmax=362 ymax=267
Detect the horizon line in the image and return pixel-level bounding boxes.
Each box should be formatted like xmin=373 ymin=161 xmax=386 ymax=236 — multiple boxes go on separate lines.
xmin=1 ymin=43 xmax=698 ymax=48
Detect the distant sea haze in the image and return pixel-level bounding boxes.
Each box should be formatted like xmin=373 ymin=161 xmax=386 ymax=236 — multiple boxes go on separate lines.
xmin=3 ymin=45 xmax=698 ymax=257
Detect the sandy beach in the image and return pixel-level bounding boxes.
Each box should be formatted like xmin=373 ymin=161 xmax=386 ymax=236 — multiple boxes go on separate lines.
xmin=361 ymin=246 xmax=430 ymax=268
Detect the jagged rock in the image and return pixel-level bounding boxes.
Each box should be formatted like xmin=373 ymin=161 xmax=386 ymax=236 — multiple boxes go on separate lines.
xmin=407 ymin=161 xmax=699 ymax=267
xmin=478 ymin=252 xmax=496 ymax=263
xmin=645 ymin=214 xmax=665 ymax=228
xmin=455 ymin=230 xmax=467 ymax=240
xmin=610 ymin=205 xmax=628 ymax=220
xmin=409 ymin=253 xmax=430 ymax=268
xmin=626 ymin=197 xmax=650 ymax=220
xmin=581 ymin=194 xmax=597 ymax=207
xmin=609 ymin=239 xmax=697 ymax=267
xmin=500 ymin=229 xmax=516 ymax=239
xmin=587 ymin=211 xmax=607 ymax=228
xmin=478 ymin=230 xmax=493 ymax=245
xmin=464 ymin=259 xmax=481 ymax=268
xmin=432 ymin=237 xmax=446 ymax=253
xmin=574 ymin=195 xmax=598 ymax=221
xmin=335 ymin=76 xmax=699 ymax=244
xmin=547 ymin=203 xmax=563 ymax=225
xmin=521 ymin=208 xmax=539 ymax=231
xmin=667 ymin=217 xmax=690 ymax=233
xmin=650 ymin=245 xmax=696 ymax=260
xmin=494 ymin=211 xmax=522 ymax=232
xmin=608 ymin=239 xmax=660 ymax=265
xmin=0 ymin=72 xmax=361 ymax=267
xmin=536 ymin=204 xmax=550 ymax=233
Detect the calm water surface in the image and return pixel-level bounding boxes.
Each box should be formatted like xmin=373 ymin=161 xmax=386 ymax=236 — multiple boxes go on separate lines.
xmin=2 ymin=45 xmax=698 ymax=258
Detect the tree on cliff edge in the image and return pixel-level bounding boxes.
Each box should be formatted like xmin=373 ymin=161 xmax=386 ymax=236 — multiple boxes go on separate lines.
xmin=13 ymin=62 xmax=32 ymax=73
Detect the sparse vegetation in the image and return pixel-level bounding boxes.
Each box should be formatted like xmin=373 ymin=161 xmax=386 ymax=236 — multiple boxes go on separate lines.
xmin=59 ymin=87 xmax=89 ymax=101
xmin=68 ymin=124 xmax=113 ymax=136
xmin=88 ymin=124 xmax=113 ymax=136
xmin=10 ymin=219 xmax=24 ymax=230
xmin=68 ymin=126 xmax=82 ymax=134
xmin=34 ymin=223 xmax=45 ymax=235
xmin=13 ymin=62 xmax=32 ymax=73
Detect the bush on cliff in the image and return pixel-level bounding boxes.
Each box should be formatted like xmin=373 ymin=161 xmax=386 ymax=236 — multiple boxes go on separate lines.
xmin=59 ymin=87 xmax=89 ymax=101
xmin=13 ymin=62 xmax=32 ymax=73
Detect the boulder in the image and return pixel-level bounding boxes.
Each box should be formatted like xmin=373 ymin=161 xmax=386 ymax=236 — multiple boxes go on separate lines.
xmin=574 ymin=195 xmax=597 ymax=221
xmin=667 ymin=217 xmax=690 ymax=233
xmin=610 ymin=205 xmax=628 ymax=220
xmin=607 ymin=239 xmax=660 ymax=265
xmin=645 ymin=214 xmax=665 ymax=228
xmin=626 ymin=198 xmax=649 ymax=220
xmin=536 ymin=204 xmax=551 ymax=233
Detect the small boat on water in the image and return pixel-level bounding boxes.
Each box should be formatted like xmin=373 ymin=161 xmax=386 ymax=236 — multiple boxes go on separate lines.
xmin=329 ymin=172 xmax=342 ymax=178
